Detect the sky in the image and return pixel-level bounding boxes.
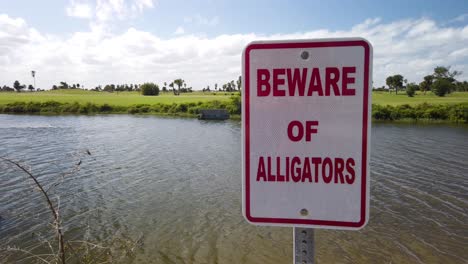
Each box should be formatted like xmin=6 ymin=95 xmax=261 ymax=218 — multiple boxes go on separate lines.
xmin=0 ymin=0 xmax=467 ymax=90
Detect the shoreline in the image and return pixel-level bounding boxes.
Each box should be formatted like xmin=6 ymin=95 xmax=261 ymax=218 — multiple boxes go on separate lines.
xmin=0 ymin=100 xmax=466 ymax=123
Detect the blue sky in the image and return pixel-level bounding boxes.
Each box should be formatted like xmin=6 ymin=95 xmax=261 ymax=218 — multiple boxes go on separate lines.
xmin=0 ymin=0 xmax=467 ymax=89
xmin=1 ymin=0 xmax=467 ymax=37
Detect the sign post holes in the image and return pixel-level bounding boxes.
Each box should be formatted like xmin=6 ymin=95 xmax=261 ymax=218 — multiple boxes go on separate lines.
xmin=242 ymin=38 xmax=373 ymax=263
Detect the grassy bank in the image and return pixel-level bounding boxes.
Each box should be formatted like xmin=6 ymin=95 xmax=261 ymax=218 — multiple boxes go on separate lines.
xmin=0 ymin=98 xmax=242 ymax=117
xmin=372 ymin=103 xmax=467 ymax=123
xmin=1 ymin=100 xmax=466 ymax=123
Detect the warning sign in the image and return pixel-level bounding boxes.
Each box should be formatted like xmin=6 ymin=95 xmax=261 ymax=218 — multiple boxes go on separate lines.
xmin=242 ymin=38 xmax=372 ymax=230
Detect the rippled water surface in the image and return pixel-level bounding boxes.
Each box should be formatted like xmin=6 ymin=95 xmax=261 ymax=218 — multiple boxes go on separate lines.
xmin=0 ymin=115 xmax=467 ymax=263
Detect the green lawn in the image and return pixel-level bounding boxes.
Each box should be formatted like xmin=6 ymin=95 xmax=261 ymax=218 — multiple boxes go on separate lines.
xmin=0 ymin=89 xmax=466 ymax=106
xmin=0 ymin=89 xmax=234 ymax=106
xmin=372 ymin=91 xmax=468 ymax=106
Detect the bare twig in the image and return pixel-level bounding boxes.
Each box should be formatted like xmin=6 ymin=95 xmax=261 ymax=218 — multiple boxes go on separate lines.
xmin=1 ymin=157 xmax=66 ymax=264
xmin=4 ymin=246 xmax=53 ymax=264
xmin=69 ymin=240 xmax=110 ymax=250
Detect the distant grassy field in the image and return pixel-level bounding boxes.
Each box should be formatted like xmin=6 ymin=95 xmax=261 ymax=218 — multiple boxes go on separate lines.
xmin=0 ymin=89 xmax=234 ymax=106
xmin=0 ymin=89 xmax=466 ymax=106
xmin=372 ymin=91 xmax=468 ymax=105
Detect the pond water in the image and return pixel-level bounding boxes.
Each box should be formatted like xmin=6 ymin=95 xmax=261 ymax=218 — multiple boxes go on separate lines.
xmin=0 ymin=115 xmax=467 ymax=263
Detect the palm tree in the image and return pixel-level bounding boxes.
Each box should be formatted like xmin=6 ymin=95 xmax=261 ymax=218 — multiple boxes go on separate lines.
xmin=169 ymin=82 xmax=176 ymax=95
xmin=31 ymin=70 xmax=36 ymax=89
xmin=173 ymin=79 xmax=184 ymax=95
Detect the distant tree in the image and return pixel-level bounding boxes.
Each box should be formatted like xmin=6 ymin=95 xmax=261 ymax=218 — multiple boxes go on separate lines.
xmin=406 ymin=83 xmax=418 ymax=97
xmin=432 ymin=66 xmax=461 ymax=94
xmin=169 ymin=82 xmax=175 ymax=94
xmin=173 ymin=79 xmax=184 ymax=95
xmin=59 ymin=82 xmax=69 ymax=89
xmin=419 ymin=75 xmax=434 ymax=95
xmin=433 ymin=66 xmax=461 ymax=82
xmin=163 ymin=82 xmax=167 ymax=93
xmin=214 ymin=83 xmax=218 ymax=91
xmin=52 ymin=85 xmax=58 ymax=90
xmin=103 ymin=85 xmax=114 ymax=92
xmin=386 ymin=74 xmax=404 ymax=94
xmin=2 ymin=85 xmax=14 ymax=92
xmin=231 ymin=80 xmax=236 ymax=91
xmin=77 ymin=83 xmax=80 ymax=89
xmin=432 ymin=78 xmax=453 ymax=97
xmin=140 ymin=83 xmax=160 ymax=96
xmin=13 ymin=80 xmax=23 ymax=92
xmin=28 ymin=84 xmax=34 ymax=92
xmin=237 ymin=76 xmax=242 ymax=91
xmin=455 ymin=81 xmax=468 ymax=92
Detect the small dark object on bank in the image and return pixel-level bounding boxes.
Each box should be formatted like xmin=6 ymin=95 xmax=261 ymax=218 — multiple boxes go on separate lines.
xmin=198 ymin=109 xmax=230 ymax=120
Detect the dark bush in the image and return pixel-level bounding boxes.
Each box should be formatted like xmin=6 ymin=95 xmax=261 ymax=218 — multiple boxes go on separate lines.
xmin=140 ymin=83 xmax=160 ymax=96
xmin=100 ymin=104 xmax=113 ymax=112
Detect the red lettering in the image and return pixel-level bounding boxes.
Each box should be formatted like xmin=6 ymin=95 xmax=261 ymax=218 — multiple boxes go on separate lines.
xmin=334 ymin=158 xmax=345 ymax=184
xmin=325 ymin=67 xmax=340 ymax=96
xmin=302 ymin=157 xmax=312 ymax=182
xmin=287 ymin=121 xmax=303 ymax=142
xmin=285 ymin=156 xmax=290 ymax=182
xmin=287 ymin=68 xmax=307 ymax=96
xmin=291 ymin=157 xmax=301 ymax=182
xmin=272 ymin=68 xmax=286 ymax=96
xmin=267 ymin=157 xmax=275 ymax=181
xmin=257 ymin=69 xmax=270 ymax=96
xmin=311 ymin=157 xmax=322 ymax=183
xmin=345 ymin=158 xmax=355 ymax=184
xmin=305 ymin=121 xmax=319 ymax=141
xmin=308 ymin=68 xmax=323 ymax=96
xmin=276 ymin=156 xmax=285 ymax=182
xmin=342 ymin=67 xmax=356 ymax=96
xmin=257 ymin=157 xmax=266 ymax=181
xmin=322 ymin=157 xmax=333 ymax=183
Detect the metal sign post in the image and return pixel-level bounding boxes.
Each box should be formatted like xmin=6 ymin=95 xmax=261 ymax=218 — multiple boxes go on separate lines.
xmin=294 ymin=227 xmax=315 ymax=264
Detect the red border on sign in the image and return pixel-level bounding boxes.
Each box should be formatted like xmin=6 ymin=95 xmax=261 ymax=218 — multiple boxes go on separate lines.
xmin=244 ymin=40 xmax=370 ymax=228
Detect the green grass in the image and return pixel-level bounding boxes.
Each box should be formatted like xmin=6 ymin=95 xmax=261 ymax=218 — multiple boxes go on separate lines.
xmin=1 ymin=89 xmax=466 ymax=106
xmin=0 ymin=89 xmax=234 ymax=106
xmin=372 ymin=91 xmax=468 ymax=106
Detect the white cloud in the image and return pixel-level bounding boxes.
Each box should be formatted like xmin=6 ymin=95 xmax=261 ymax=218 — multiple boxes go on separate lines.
xmin=184 ymin=14 xmax=219 ymax=26
xmin=450 ymin=13 xmax=468 ymax=23
xmin=0 ymin=14 xmax=467 ymax=90
xmin=66 ymin=1 xmax=93 ymax=19
xmin=132 ymin=0 xmax=154 ymax=12
xmin=174 ymin=26 xmax=185 ymax=35
xmin=65 ymin=0 xmax=155 ymax=22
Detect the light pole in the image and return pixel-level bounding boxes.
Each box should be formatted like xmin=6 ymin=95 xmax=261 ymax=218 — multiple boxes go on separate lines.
xmin=31 ymin=70 xmax=36 ymax=90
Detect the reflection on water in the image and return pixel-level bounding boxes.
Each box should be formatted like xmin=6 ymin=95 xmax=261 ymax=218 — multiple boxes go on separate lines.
xmin=0 ymin=115 xmax=467 ymax=263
